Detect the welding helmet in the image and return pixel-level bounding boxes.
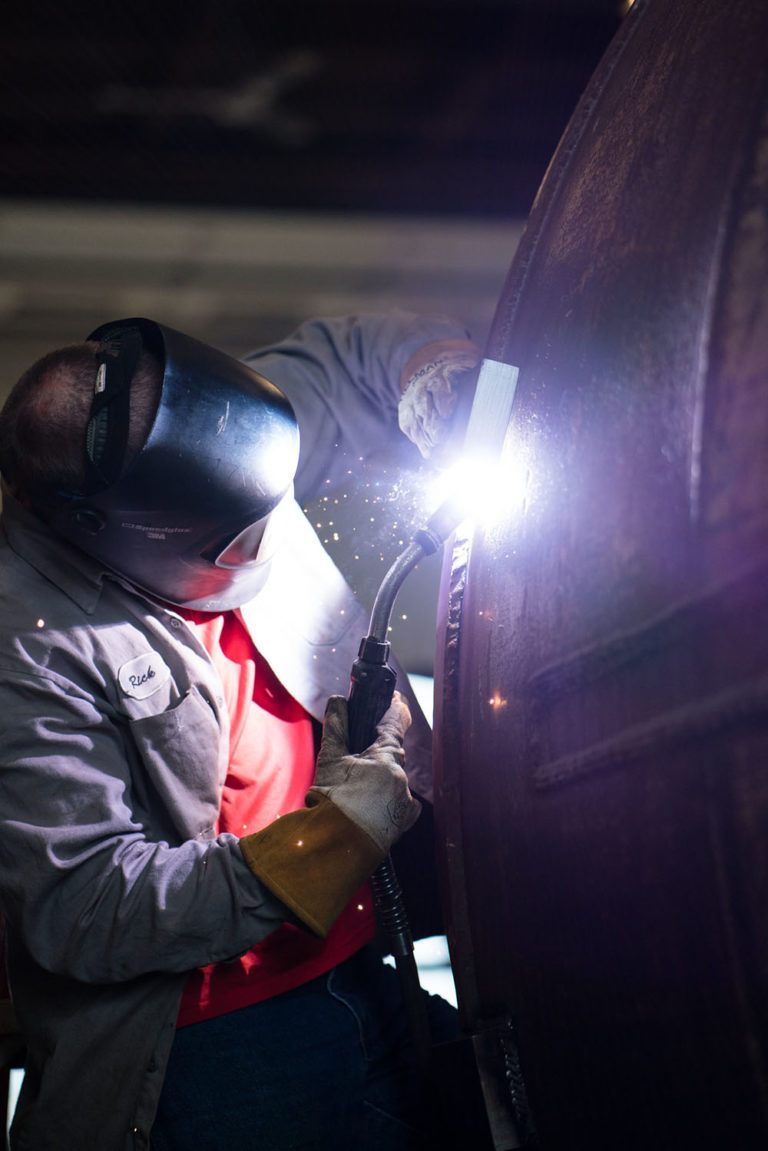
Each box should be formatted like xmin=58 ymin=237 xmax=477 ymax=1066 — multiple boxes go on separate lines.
xmin=47 ymin=317 xmax=300 ymax=611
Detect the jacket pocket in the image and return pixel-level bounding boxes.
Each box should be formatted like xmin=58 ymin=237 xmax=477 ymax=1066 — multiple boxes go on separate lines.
xmin=128 ymin=686 xmax=223 ymax=841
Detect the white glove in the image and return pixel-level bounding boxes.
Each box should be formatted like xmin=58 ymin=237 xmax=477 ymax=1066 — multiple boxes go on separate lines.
xmin=309 ymin=692 xmax=421 ymax=853
xmin=398 ymin=338 xmax=482 ymax=457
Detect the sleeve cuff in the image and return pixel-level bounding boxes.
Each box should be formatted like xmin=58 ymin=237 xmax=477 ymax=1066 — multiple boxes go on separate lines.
xmin=240 ymin=795 xmax=384 ymax=938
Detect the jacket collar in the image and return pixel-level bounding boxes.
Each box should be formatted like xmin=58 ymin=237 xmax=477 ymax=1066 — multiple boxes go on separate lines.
xmin=1 ymin=491 xmax=108 ymax=614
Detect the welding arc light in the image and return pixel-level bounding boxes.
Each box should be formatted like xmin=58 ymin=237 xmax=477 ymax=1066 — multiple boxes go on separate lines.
xmin=425 ymin=445 xmax=529 ymax=536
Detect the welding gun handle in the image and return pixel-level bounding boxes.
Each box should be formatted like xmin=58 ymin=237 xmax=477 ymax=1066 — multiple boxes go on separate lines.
xmin=347 ymin=634 xmax=432 ymax=1073
xmin=347 ymin=636 xmax=397 ymax=754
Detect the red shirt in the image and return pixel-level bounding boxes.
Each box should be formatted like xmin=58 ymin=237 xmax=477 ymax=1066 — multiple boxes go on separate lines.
xmin=176 ymin=610 xmax=376 ymax=1028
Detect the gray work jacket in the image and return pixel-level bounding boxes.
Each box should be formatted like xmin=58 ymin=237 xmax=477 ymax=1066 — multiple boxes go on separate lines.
xmin=0 ymin=312 xmax=466 ymax=1150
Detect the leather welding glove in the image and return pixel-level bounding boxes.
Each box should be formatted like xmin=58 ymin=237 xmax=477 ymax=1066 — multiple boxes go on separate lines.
xmin=399 ymin=337 xmax=482 ymax=458
xmin=240 ymin=692 xmax=421 ymax=938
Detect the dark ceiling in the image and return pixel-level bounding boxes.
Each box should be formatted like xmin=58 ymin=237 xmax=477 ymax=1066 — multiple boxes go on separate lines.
xmin=2 ymin=0 xmax=624 ymax=217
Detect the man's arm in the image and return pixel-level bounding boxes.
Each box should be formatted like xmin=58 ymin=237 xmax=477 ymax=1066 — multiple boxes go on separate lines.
xmin=243 ymin=311 xmax=477 ymax=502
xmin=0 ymin=669 xmax=289 ymax=983
xmin=0 ymin=667 xmax=417 ymax=979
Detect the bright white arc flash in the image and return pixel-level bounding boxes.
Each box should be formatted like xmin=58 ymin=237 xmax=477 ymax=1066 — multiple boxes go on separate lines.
xmin=426 ymin=446 xmax=529 ymax=535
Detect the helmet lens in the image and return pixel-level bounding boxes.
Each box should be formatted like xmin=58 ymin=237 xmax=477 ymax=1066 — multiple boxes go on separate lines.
xmin=213 ymin=518 xmax=269 ymax=569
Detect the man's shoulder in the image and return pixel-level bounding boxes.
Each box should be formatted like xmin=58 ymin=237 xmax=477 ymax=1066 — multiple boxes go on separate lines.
xmin=0 ymin=510 xmax=99 ymax=624
xmin=0 ymin=516 xmax=169 ymax=681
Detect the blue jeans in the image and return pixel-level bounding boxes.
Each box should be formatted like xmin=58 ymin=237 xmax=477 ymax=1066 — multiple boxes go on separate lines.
xmin=150 ymin=944 xmax=459 ymax=1150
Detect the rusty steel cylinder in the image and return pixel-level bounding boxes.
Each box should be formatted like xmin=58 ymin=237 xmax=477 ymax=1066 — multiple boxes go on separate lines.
xmin=433 ymin=1 xmax=768 ymax=1147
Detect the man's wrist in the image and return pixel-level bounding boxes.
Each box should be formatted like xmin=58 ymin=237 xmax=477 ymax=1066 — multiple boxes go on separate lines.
xmin=240 ymin=797 xmax=383 ymax=938
xmin=400 ymin=338 xmax=483 ymax=394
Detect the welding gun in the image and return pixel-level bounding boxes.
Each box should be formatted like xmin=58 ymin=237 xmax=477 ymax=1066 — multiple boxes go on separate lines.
xmin=346 ymin=502 xmax=458 ymax=1071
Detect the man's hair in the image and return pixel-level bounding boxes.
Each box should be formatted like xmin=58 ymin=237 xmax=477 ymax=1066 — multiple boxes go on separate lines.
xmin=0 ymin=340 xmax=162 ymax=508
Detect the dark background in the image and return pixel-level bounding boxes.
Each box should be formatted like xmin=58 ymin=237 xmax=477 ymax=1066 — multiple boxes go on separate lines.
xmin=2 ymin=0 xmax=623 ymax=216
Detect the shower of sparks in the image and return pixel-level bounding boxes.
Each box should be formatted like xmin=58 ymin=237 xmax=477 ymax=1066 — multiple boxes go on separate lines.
xmin=304 ymin=460 xmax=430 ymax=560
xmin=303 ymin=435 xmax=530 ymax=615
xmin=314 ymin=446 xmax=527 ymax=545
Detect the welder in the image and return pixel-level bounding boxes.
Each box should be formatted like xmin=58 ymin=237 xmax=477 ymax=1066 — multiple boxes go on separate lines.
xmin=0 ymin=312 xmax=480 ymax=1151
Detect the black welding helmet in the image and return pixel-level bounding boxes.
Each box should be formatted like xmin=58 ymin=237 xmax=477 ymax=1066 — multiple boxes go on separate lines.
xmin=47 ymin=317 xmax=300 ymax=611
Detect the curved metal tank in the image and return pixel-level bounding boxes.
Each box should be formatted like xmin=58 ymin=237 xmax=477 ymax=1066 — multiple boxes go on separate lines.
xmin=433 ymin=1 xmax=768 ymax=1147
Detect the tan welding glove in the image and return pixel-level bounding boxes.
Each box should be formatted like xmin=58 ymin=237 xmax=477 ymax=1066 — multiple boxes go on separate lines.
xmin=240 ymin=693 xmax=421 ymax=938
xmin=399 ymin=337 xmax=482 ymax=458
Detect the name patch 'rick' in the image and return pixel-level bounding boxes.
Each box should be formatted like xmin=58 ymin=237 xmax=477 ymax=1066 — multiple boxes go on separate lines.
xmin=118 ymin=652 xmax=172 ymax=700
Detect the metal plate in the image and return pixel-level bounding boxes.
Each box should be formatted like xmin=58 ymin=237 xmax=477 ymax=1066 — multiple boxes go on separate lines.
xmin=433 ymin=1 xmax=768 ymax=1146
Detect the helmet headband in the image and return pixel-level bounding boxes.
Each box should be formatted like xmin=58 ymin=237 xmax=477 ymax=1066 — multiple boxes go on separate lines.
xmin=84 ymin=324 xmax=143 ymax=492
